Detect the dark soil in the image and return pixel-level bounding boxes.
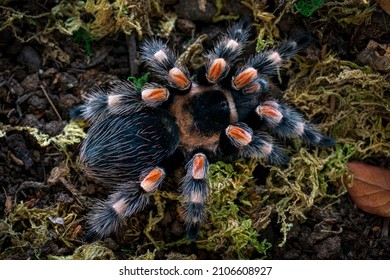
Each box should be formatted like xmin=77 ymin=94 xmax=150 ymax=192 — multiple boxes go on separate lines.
xmin=1 ymin=0 xmax=389 ymax=260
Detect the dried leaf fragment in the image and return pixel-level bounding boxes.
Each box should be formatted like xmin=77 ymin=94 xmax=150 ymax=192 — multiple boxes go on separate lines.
xmin=5 ymin=196 xmax=13 ymax=215
xmin=357 ymin=40 xmax=390 ymax=72
xmin=376 ymin=0 xmax=390 ymax=15
xmin=347 ymin=162 xmax=390 ymax=217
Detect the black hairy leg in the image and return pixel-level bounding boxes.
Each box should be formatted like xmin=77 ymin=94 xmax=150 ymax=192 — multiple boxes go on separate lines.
xmin=256 ymin=101 xmax=335 ymax=147
xmin=86 ymin=167 xmax=165 ymax=239
xmin=180 ymin=153 xmax=210 ymax=239
xmin=223 ymin=122 xmax=289 ymax=166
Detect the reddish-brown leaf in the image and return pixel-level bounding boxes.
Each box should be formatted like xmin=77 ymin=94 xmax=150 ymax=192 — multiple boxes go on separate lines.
xmin=376 ymin=0 xmax=390 ymax=16
xmin=347 ymin=162 xmax=390 ymax=217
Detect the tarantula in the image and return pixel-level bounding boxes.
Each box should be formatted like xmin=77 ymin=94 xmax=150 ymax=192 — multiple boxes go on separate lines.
xmin=72 ymin=20 xmax=334 ymax=240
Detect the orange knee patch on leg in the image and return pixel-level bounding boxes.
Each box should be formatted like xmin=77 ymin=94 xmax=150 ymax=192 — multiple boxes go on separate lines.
xmin=226 ymin=125 xmax=253 ymax=146
xmin=141 ymin=88 xmax=169 ymax=103
xmin=207 ymin=58 xmax=227 ymax=83
xmin=191 ymin=154 xmax=208 ymax=180
xmin=141 ymin=167 xmax=165 ymax=192
xmin=257 ymin=105 xmax=283 ymax=124
xmin=244 ymin=81 xmax=261 ymax=94
xmin=168 ymin=67 xmax=191 ymax=90
xmin=232 ymin=67 xmax=258 ymax=90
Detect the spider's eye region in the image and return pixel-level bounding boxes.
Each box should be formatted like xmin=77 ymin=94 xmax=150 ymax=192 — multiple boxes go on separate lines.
xmin=220 ymin=100 xmax=229 ymax=110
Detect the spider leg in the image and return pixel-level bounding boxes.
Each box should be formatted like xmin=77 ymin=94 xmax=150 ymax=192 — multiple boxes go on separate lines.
xmin=242 ymin=75 xmax=269 ymax=95
xmin=140 ymin=82 xmax=170 ymax=106
xmin=181 ymin=153 xmax=209 ymax=240
xmin=232 ymin=35 xmax=312 ymax=91
xmin=256 ymin=101 xmax=335 ymax=146
xmin=69 ymin=81 xmax=170 ymax=123
xmin=140 ymin=39 xmax=191 ymax=92
xmin=224 ymin=122 xmax=289 ymax=165
xmin=203 ymin=20 xmax=251 ymax=85
xmin=86 ymin=167 xmax=165 ymax=239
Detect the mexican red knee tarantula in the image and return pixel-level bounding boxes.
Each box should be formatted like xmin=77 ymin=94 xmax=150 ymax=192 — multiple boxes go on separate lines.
xmin=72 ymin=20 xmax=334 ymax=240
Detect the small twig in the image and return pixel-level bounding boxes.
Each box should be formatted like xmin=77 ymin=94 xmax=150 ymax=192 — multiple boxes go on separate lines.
xmin=59 ymin=177 xmax=84 ymax=207
xmin=39 ymin=84 xmax=62 ymax=120
xmin=382 ymin=217 xmax=389 ymax=237
xmin=329 ymin=95 xmax=336 ymax=113
xmin=126 ymin=33 xmax=139 ymax=76
xmin=320 ymin=227 xmax=343 ymax=235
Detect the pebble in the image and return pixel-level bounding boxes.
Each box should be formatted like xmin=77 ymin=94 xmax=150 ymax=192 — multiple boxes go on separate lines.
xmin=174 ymin=0 xmax=216 ymax=22
xmin=21 ymin=73 xmax=40 ymax=92
xmin=357 ymin=40 xmax=390 ymax=72
xmin=17 ymin=46 xmax=42 ymax=73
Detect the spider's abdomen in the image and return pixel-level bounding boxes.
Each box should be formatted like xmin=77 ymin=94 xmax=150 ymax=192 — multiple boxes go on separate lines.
xmin=80 ymin=108 xmax=179 ymax=185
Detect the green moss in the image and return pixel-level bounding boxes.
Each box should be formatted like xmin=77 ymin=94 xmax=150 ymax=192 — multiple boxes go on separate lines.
xmin=177 ymin=34 xmax=208 ymax=69
xmin=285 ymin=55 xmax=390 ymax=159
xmin=213 ymin=0 xmax=239 ymax=22
xmin=0 ymin=202 xmax=81 ymax=259
xmin=51 ymin=0 xmax=149 ymax=38
xmin=266 ymin=53 xmax=390 ymax=245
xmin=159 ymin=13 xmax=177 ymax=38
xmin=322 ymin=0 xmax=376 ymax=28
xmin=242 ymin=0 xmax=291 ymax=51
xmin=127 ymin=72 xmax=151 ymax=90
xmin=294 ymin=0 xmax=325 ymax=17
xmin=50 ymin=242 xmax=116 ymax=260
xmin=1 ymin=0 xmax=155 ymax=41
xmin=0 ymin=120 xmax=86 ymax=152
xmin=195 ymin=160 xmax=271 ymax=259
xmin=73 ymin=28 xmax=97 ymax=57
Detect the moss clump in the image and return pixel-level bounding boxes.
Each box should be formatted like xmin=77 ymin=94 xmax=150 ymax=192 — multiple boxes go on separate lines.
xmin=294 ymin=0 xmax=325 ymax=17
xmin=73 ymin=28 xmax=97 ymax=57
xmin=321 ymin=0 xmax=376 ymax=27
xmin=0 ymin=120 xmax=86 ymax=152
xmin=51 ymin=0 xmax=150 ymax=38
xmin=195 ymin=160 xmax=271 ymax=259
xmin=127 ymin=72 xmax=151 ymax=91
xmin=267 ymin=53 xmax=390 ymax=245
xmin=285 ymin=55 xmax=390 ymax=159
xmin=242 ymin=0 xmax=283 ymax=51
xmin=0 ymin=202 xmax=82 ymax=259
xmin=50 ymin=242 xmax=116 ymax=260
